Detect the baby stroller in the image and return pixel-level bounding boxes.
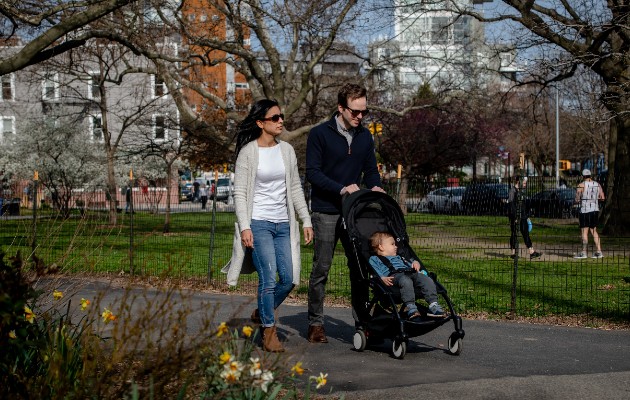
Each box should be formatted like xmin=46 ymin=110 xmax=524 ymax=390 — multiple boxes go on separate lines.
xmin=342 ymin=190 xmax=465 ymax=359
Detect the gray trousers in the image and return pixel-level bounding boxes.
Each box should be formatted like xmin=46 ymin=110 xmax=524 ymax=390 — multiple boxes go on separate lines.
xmin=393 ymin=272 xmax=438 ymax=307
xmin=308 ymin=212 xmax=369 ymax=327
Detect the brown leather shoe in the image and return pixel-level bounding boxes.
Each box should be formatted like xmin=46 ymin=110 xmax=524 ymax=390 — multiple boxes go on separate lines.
xmin=262 ymin=326 xmax=285 ymax=352
xmin=251 ymin=309 xmax=261 ymax=324
xmin=307 ymin=325 xmax=328 ymax=343
xmin=251 ymin=308 xmax=278 ymax=324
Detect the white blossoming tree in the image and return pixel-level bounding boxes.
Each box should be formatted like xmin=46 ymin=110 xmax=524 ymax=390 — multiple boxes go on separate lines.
xmin=0 ymin=120 xmax=104 ymax=218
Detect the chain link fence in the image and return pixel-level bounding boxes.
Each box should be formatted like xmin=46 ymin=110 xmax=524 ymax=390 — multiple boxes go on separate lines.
xmin=1 ymin=176 xmax=628 ymax=324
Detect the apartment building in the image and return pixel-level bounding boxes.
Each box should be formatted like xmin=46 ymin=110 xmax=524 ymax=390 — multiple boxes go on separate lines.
xmin=370 ymin=0 xmax=517 ymax=98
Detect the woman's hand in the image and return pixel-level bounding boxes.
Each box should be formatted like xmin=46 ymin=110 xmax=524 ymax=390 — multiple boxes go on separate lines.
xmin=241 ymin=229 xmax=253 ymax=248
xmin=303 ymin=227 xmax=314 ymax=245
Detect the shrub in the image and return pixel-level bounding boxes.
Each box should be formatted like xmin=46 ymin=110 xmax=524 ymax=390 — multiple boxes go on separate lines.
xmin=0 ymin=250 xmax=332 ymax=399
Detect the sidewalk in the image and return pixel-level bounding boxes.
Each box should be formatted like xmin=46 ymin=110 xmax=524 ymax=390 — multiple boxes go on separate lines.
xmin=62 ymin=279 xmax=630 ymax=399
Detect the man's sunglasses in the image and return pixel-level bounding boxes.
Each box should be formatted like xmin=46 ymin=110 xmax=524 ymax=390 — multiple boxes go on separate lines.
xmin=345 ymin=107 xmax=370 ymax=117
xmin=260 ymin=113 xmax=284 ymax=122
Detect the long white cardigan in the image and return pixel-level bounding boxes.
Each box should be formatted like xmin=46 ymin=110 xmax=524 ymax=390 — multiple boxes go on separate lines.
xmin=222 ymin=140 xmax=312 ymax=286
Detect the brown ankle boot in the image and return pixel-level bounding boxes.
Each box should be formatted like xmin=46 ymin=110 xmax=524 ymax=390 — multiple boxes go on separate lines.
xmin=262 ymin=326 xmax=285 ymax=352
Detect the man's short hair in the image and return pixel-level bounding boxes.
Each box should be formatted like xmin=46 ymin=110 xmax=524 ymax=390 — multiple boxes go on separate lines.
xmin=338 ymin=83 xmax=367 ymax=108
xmin=369 ymin=231 xmax=392 ymax=253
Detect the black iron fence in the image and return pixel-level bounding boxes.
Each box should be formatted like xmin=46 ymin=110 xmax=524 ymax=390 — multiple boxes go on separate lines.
xmin=1 ymin=176 xmax=628 ymax=324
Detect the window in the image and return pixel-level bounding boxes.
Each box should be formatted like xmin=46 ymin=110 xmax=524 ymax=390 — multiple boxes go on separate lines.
xmin=1 ymin=74 xmax=14 ymax=101
xmin=431 ymin=17 xmax=451 ymax=45
xmin=453 ymin=17 xmax=469 ymax=45
xmin=89 ymin=114 xmax=103 ymax=141
xmin=235 ymin=82 xmax=249 ymax=89
xmin=153 ymin=114 xmax=166 ymax=140
xmin=42 ymin=73 xmax=60 ymax=100
xmin=0 ymin=116 xmax=15 ymax=141
xmin=152 ymin=75 xmax=167 ymax=98
xmin=88 ymin=72 xmax=100 ymax=99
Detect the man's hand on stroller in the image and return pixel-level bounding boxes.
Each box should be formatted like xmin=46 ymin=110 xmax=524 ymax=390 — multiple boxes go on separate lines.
xmin=371 ymin=186 xmax=386 ymax=193
xmin=380 ymin=276 xmax=394 ymax=286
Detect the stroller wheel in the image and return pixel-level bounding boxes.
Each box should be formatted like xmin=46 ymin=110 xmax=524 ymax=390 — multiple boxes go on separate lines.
xmin=391 ymin=340 xmax=407 ymax=359
xmin=353 ymin=330 xmax=367 ymax=352
xmin=448 ymin=333 xmax=463 ymax=355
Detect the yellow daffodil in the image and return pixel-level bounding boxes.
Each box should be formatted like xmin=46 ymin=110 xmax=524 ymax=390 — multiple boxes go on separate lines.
xmin=242 ymin=325 xmax=254 ymax=338
xmin=80 ymin=298 xmax=90 ymax=311
xmin=219 ymin=351 xmax=233 ymax=365
xmin=9 ymin=330 xmax=16 ymax=339
xmin=101 ymin=308 xmax=117 ymax=323
xmin=24 ymin=305 xmax=35 ymax=324
xmin=53 ymin=290 xmax=63 ymax=300
xmin=313 ymin=372 xmax=328 ymax=389
xmin=291 ymin=361 xmax=304 ymax=376
xmin=216 ymin=322 xmax=229 ymax=337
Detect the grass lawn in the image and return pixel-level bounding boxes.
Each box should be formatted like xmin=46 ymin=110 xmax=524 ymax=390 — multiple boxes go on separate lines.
xmin=2 ymin=209 xmax=629 ymax=323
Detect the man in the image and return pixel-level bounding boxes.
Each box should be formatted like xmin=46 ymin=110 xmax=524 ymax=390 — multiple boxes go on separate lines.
xmin=574 ymin=169 xmax=605 ymax=259
xmin=305 ymin=83 xmax=384 ymax=343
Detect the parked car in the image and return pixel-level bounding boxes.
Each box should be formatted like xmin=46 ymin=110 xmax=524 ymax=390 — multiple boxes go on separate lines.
xmin=210 ymin=178 xmax=233 ymax=201
xmin=526 ymin=188 xmax=579 ymax=219
xmin=423 ymin=187 xmax=466 ymax=213
xmin=461 ymin=183 xmax=510 ymax=215
xmin=180 ymin=183 xmax=193 ymax=201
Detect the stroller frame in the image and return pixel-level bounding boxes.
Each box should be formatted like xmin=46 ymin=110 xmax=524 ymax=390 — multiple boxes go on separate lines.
xmin=341 ymin=190 xmax=465 ymax=359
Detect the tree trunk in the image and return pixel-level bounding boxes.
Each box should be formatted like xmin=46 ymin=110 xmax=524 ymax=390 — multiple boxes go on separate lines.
xmin=602 ymin=112 xmax=630 ymax=235
xmin=106 ymin=150 xmax=118 ymax=226
xmin=163 ymin=162 xmax=173 ymax=233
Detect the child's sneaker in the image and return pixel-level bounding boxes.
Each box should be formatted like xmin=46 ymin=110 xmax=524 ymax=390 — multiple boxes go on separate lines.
xmin=574 ymin=252 xmax=587 ymax=259
xmin=530 ymin=252 xmax=542 ymax=260
xmin=427 ymin=302 xmax=444 ymax=317
xmin=592 ymin=252 xmax=604 ymax=259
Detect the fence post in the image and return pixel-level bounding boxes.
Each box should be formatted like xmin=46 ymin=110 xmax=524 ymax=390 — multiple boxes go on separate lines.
xmin=208 ymin=170 xmax=219 ymax=283
xmin=31 ymin=172 xmax=38 ymax=254
xmin=510 ymin=175 xmax=526 ymax=317
xmin=128 ymin=170 xmax=134 ymax=275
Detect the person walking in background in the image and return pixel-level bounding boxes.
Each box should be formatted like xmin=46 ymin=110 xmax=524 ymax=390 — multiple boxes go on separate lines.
xmin=574 ymin=169 xmax=605 ymax=259
xmin=224 ymin=99 xmax=313 ymax=352
xmin=124 ymin=186 xmax=132 ymax=213
xmin=507 ymin=176 xmax=542 ymax=260
xmin=192 ymin=180 xmax=200 ymax=202
xmin=199 ymin=183 xmax=208 ymax=210
xmin=305 ymin=83 xmax=385 ymax=344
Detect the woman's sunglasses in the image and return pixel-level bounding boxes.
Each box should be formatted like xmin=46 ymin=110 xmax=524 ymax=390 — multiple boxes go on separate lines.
xmin=260 ymin=113 xmax=284 ymax=122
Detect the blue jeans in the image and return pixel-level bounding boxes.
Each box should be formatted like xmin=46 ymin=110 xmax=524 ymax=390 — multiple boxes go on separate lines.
xmin=250 ymin=219 xmax=294 ymax=327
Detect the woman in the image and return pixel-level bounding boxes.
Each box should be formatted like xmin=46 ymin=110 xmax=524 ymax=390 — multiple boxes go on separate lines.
xmin=227 ymin=99 xmax=313 ymax=352
xmin=508 ymin=176 xmax=542 ymax=260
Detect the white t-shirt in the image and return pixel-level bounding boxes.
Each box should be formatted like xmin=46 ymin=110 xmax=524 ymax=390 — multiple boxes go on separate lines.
xmin=580 ymin=180 xmax=600 ymax=214
xmin=252 ymin=145 xmax=289 ymax=222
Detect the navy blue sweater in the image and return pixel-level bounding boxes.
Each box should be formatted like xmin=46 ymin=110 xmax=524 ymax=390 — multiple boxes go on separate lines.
xmin=306 ymin=113 xmax=382 ymax=213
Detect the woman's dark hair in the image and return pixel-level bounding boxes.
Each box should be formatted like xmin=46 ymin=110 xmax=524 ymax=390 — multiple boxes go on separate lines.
xmin=234 ymin=99 xmax=279 ymax=157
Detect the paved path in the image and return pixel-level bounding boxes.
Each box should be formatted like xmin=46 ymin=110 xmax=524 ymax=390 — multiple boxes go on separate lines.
xmin=61 ymin=280 xmax=630 ymax=399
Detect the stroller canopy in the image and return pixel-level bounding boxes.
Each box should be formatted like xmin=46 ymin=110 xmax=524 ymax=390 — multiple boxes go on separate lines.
xmin=341 ymin=190 xmax=413 ymax=265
